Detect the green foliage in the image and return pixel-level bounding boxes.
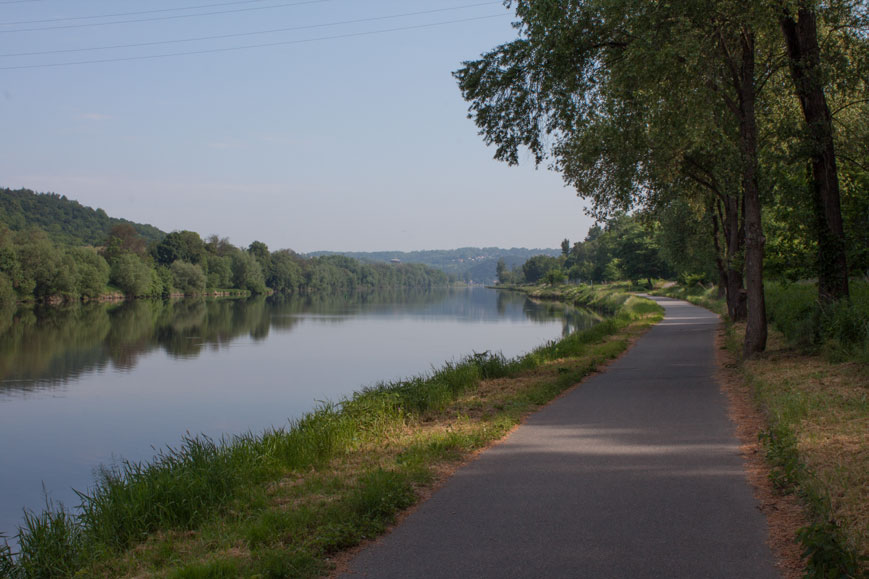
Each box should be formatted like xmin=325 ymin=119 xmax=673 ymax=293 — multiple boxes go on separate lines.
xmin=309 ymin=247 xmax=561 ymax=284
xmin=110 ymin=254 xmax=153 ymax=297
xmin=16 ymin=499 xmax=83 ymax=579
xmin=0 ymin=273 xmax=14 ymax=308
xmin=797 ymin=521 xmax=868 ymax=579
xmin=0 ymin=539 xmax=15 ymax=579
xmin=545 ymin=268 xmax=566 ymax=285
xmin=522 ymin=254 xmax=562 ymax=284
xmin=765 ymin=281 xmax=869 ymax=360
xmin=265 ymin=250 xmax=302 ymax=293
xmin=170 ymin=261 xmax=207 ymax=295
xmin=231 ymin=252 xmax=267 ymax=294
xmin=0 ymin=190 xmax=451 ymax=301
xmin=248 ymin=240 xmax=271 ymax=272
xmin=153 ymin=231 xmax=206 ymax=267
xmin=205 ymin=255 xmax=233 ymax=290
xmin=0 ymin=187 xmax=164 ymax=247
xmin=67 ymin=247 xmax=110 ymax=299
xmin=517 ymin=215 xmax=675 ymax=286
xmin=14 ymin=229 xmax=66 ymax=299
xmin=655 ymin=198 xmax=719 ymax=282
xmin=102 ymin=224 xmax=149 ymax=263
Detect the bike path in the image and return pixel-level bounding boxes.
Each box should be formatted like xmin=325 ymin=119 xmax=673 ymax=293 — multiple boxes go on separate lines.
xmin=340 ymin=296 xmax=779 ymax=578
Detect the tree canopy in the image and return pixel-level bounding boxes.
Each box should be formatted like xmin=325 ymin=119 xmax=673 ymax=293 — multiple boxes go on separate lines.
xmin=456 ymin=0 xmax=868 ymax=357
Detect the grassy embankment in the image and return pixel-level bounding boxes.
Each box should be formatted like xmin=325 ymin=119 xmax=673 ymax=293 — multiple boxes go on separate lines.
xmin=657 ymin=280 xmax=869 ymax=577
xmin=0 ymin=287 xmax=662 ymax=578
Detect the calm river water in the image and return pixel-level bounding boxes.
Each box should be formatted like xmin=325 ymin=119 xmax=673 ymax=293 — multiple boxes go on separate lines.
xmin=0 ymin=286 xmax=599 ymax=544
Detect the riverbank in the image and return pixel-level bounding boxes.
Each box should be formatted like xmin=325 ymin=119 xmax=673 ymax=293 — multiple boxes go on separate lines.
xmin=655 ymin=283 xmax=869 ymax=577
xmin=1 ymin=288 xmax=662 ymax=577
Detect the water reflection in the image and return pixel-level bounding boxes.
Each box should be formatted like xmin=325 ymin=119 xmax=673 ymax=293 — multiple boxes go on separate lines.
xmin=0 ymin=288 xmax=600 ymax=398
xmin=0 ymin=287 xmax=603 ymax=544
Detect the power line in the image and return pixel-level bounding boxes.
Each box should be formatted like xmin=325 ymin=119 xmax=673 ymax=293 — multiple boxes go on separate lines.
xmin=0 ymin=2 xmax=502 ymax=58
xmin=0 ymin=13 xmax=509 ymax=70
xmin=0 ymin=0 xmax=290 ymax=26
xmin=0 ymin=0 xmax=331 ymax=33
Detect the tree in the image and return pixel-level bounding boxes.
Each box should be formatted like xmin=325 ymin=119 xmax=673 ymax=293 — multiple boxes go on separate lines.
xmin=68 ymin=247 xmax=110 ymax=299
xmin=153 ymin=230 xmax=206 ymax=267
xmin=778 ymin=3 xmax=853 ymax=301
xmin=205 ymin=254 xmax=233 ymax=290
xmin=267 ymin=250 xmax=302 ymax=294
xmin=455 ymin=0 xmax=777 ymax=356
xmin=496 ymin=258 xmax=510 ymax=284
xmin=545 ymin=268 xmax=566 ymax=285
xmin=248 ymin=241 xmax=271 ymax=270
xmin=522 ymin=255 xmax=561 ymax=284
xmin=615 ymin=221 xmax=667 ymax=287
xmin=171 ymin=261 xmax=207 ymax=295
xmin=103 ymin=223 xmax=147 ymax=261
xmin=110 ymin=253 xmax=153 ymax=297
xmin=14 ymin=228 xmax=64 ymax=299
xmin=231 ymin=252 xmax=266 ymax=294
xmin=204 ymin=234 xmax=235 ymax=257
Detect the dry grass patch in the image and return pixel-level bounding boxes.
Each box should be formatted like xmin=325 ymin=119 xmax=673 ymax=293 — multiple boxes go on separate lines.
xmin=743 ymin=327 xmax=869 ymax=568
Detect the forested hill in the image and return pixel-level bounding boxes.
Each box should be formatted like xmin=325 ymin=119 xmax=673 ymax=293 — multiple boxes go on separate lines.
xmin=308 ymin=248 xmax=562 ymax=283
xmin=0 ymin=187 xmax=165 ymax=246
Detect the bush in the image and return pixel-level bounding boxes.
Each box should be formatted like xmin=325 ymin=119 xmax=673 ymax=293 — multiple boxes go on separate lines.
xmin=68 ymin=247 xmax=110 ymax=299
xmin=110 ymin=254 xmax=153 ymax=297
xmin=170 ymin=261 xmax=206 ymax=295
xmin=766 ymin=281 xmax=869 ymax=359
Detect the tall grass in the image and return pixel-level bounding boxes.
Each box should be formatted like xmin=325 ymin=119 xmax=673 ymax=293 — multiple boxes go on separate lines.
xmin=1 ymin=290 xmax=661 ymax=577
xmin=766 ymin=280 xmax=869 ymax=361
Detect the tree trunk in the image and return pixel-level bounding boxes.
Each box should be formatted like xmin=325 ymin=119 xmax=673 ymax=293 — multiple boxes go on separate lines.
xmin=723 ymin=195 xmax=747 ymax=321
xmin=709 ymin=201 xmax=728 ymax=300
xmin=780 ymin=6 xmax=849 ymax=302
xmin=737 ymin=31 xmax=767 ymax=358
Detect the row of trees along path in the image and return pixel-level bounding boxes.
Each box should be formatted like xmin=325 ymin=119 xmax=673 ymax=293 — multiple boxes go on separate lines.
xmin=455 ymin=0 xmax=865 ymax=359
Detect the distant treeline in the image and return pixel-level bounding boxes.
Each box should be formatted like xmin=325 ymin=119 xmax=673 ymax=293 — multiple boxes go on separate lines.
xmin=309 ymin=247 xmax=561 ymax=283
xmin=0 ymin=195 xmax=451 ymax=306
xmin=498 ymin=215 xmax=677 ymax=286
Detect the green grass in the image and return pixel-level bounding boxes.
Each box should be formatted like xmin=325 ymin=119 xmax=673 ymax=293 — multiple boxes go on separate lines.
xmin=765 ymin=280 xmax=869 ymax=362
xmin=0 ymin=286 xmax=662 ymax=578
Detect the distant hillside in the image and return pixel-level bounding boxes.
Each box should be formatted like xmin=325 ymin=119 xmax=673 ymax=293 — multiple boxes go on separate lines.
xmin=308 ymin=247 xmax=561 ymax=283
xmin=0 ymin=187 xmax=165 ymax=246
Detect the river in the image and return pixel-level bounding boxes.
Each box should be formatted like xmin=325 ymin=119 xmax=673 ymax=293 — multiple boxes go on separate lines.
xmin=0 ymin=286 xmax=600 ymax=545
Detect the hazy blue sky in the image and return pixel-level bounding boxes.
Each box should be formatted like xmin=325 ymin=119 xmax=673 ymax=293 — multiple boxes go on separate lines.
xmin=0 ymin=0 xmax=594 ymax=253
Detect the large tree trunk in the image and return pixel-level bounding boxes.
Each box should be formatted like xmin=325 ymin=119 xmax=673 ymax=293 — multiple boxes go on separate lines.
xmin=737 ymin=31 xmax=767 ymax=358
xmin=780 ymin=6 xmax=849 ymax=302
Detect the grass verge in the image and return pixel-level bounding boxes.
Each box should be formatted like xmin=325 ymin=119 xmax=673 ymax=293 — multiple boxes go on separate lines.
xmin=1 ymin=287 xmax=662 ymax=578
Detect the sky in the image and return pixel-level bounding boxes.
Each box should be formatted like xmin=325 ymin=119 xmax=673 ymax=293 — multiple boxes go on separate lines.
xmin=0 ymin=0 xmax=594 ymax=253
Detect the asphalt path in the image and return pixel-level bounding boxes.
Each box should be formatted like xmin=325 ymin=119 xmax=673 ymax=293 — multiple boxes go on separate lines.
xmin=340 ymin=296 xmax=780 ymax=578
